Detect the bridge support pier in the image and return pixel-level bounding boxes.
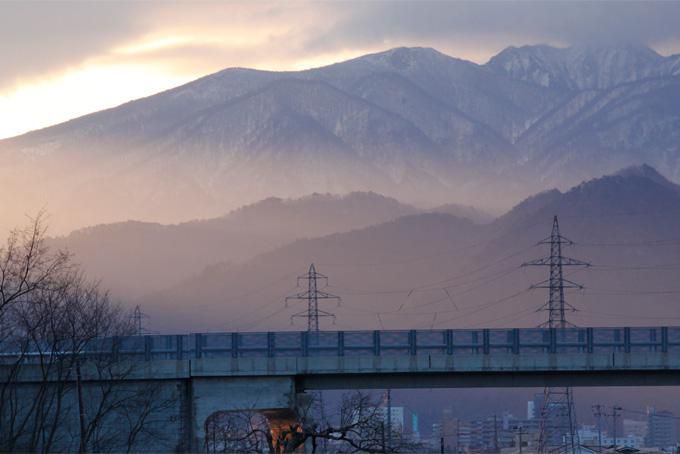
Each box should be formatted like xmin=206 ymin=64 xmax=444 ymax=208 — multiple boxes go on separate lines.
xmin=189 ymin=376 xmax=297 ymax=453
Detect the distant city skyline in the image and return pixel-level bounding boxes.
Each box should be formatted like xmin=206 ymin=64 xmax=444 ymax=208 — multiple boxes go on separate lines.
xmin=386 ymin=392 xmax=679 ymax=453
xmin=3 ymin=1 xmax=680 ymax=139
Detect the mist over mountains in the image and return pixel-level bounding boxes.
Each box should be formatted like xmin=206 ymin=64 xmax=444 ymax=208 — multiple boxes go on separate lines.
xmin=50 ymin=191 xmax=493 ymax=298
xmin=128 ymin=165 xmax=680 ymax=334
xmin=49 ymin=192 xmax=418 ymax=297
xmin=2 ymin=43 xmax=680 ymax=234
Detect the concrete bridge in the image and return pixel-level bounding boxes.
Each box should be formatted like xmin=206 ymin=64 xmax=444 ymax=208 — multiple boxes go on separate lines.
xmin=5 ymin=326 xmax=680 ymax=451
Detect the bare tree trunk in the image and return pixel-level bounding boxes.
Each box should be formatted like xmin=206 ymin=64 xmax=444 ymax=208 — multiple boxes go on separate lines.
xmin=1 ymin=215 xmax=178 ymax=452
xmin=76 ymin=361 xmax=87 ymax=454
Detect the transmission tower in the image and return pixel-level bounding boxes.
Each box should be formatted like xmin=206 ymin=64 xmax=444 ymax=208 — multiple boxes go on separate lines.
xmin=522 ymin=216 xmax=590 ymax=454
xmin=286 ymin=264 xmax=340 ymax=333
xmin=285 ymin=264 xmax=340 ymax=453
xmin=522 ymin=216 xmax=590 ymax=328
xmin=131 ymin=305 xmax=149 ymax=336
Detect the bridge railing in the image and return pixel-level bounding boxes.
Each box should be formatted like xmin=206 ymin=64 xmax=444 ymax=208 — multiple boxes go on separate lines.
xmin=88 ymin=327 xmax=680 ymax=361
xmin=2 ymin=327 xmax=678 ymax=363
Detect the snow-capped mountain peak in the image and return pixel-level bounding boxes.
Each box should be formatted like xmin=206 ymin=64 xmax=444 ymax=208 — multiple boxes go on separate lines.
xmin=1 ymin=44 xmax=679 ymax=235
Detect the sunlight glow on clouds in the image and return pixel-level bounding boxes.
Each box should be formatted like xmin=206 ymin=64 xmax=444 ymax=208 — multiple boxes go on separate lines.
xmin=0 ymin=45 xmax=378 ymax=139
xmin=114 ymin=36 xmax=195 ymax=56
xmin=0 ymin=63 xmax=193 ymax=139
xmin=2 ymin=1 xmax=680 ymax=139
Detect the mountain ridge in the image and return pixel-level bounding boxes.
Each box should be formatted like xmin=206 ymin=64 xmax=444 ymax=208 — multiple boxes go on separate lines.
xmin=135 ymin=165 xmax=680 ymax=333
xmin=49 ymin=191 xmax=420 ymax=298
xmin=487 ymin=43 xmax=680 ymax=90
xmin=2 ymin=43 xmax=680 ymax=235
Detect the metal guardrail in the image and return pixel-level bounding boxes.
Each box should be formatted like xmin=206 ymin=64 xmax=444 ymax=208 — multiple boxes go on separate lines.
xmin=2 ymin=327 xmax=679 ymax=363
xmin=21 ymin=327 xmax=675 ymax=362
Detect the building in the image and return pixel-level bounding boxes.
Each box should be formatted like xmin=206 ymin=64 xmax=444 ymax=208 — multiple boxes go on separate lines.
xmin=528 ymin=400 xmax=537 ymax=421
xmin=500 ymin=431 xmax=540 ymax=454
xmin=645 ymin=408 xmax=678 ymax=449
xmin=432 ymin=410 xmax=470 ymax=453
xmin=578 ymin=425 xmax=645 ymax=449
xmin=578 ymin=425 xmax=601 ymax=449
xmin=469 ymin=414 xmax=517 ymax=451
xmin=369 ymin=406 xmax=405 ymax=434
xmin=623 ymin=419 xmax=648 ymax=439
xmin=412 ymin=412 xmax=420 ymax=442
xmin=530 ymin=392 xmax=577 ymax=449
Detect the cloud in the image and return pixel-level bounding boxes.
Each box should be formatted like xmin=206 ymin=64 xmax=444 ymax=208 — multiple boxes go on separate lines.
xmin=0 ymin=2 xmax=149 ymax=89
xmin=3 ymin=0 xmax=680 ymax=93
xmin=306 ymin=1 xmax=680 ymax=61
xmin=2 ymin=1 xmax=680 ymax=138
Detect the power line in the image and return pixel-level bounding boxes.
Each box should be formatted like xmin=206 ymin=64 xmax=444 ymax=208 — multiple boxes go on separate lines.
xmin=237 ymin=305 xmax=290 ymax=332
xmin=316 ymin=236 xmax=492 ymax=268
xmin=620 ymin=407 xmax=680 ymax=420
xmin=398 ymin=267 xmax=522 ymax=311
xmin=578 ymin=238 xmax=680 ymax=247
xmin=222 ymin=284 xmax=301 ymax=331
xmin=471 ymin=304 xmax=541 ymax=329
xmin=325 ymin=245 xmax=534 ymax=298
xmin=584 ymin=288 xmax=680 ymax=295
xmin=410 ymin=245 xmax=536 ymax=292
xmin=433 ymin=288 xmax=532 ymax=327
xmin=590 ymin=263 xmax=680 ymax=271
xmin=572 ymin=308 xmax=680 ymax=322
xmin=219 ymin=270 xmax=302 ymax=330
xmin=229 ymin=225 xmax=680 ymax=332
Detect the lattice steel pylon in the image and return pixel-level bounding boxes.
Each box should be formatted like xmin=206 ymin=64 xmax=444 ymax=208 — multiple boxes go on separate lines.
xmin=286 ymin=264 xmax=340 ymax=333
xmin=131 ymin=305 xmax=149 ymax=336
xmin=286 ymin=264 xmax=340 ymax=451
xmin=522 ymin=216 xmax=590 ymax=454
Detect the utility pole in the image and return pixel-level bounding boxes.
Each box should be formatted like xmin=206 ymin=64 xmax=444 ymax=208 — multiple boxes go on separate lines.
xmin=286 ymin=264 xmax=340 ymax=337
xmin=76 ymin=361 xmax=87 ymax=454
xmin=387 ymin=389 xmax=392 ymax=451
xmin=456 ymin=419 xmax=461 ymax=454
xmin=381 ymin=420 xmax=386 ymax=454
xmin=494 ymin=414 xmax=499 ymax=454
xmin=593 ymin=404 xmax=623 ymax=449
xmin=612 ymin=405 xmax=622 ymax=448
xmin=515 ymin=425 xmax=525 ymax=454
xmin=523 ymin=216 xmax=590 ymax=454
xmin=593 ymin=405 xmax=604 ymax=452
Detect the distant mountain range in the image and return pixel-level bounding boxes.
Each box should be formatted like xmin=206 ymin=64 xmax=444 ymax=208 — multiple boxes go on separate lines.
xmin=50 ymin=192 xmax=492 ymax=298
xmin=1 ymin=43 xmax=679 ymax=234
xmin=488 ymin=43 xmax=680 ymax=90
xmin=135 ymin=165 xmax=680 ymax=334
xmin=49 ymin=192 xmax=415 ymax=297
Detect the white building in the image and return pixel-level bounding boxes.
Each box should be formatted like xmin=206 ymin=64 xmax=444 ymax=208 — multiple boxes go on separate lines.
xmin=578 ymin=425 xmax=645 ymax=449
xmin=368 ymin=406 xmax=405 ymax=433
xmin=623 ymin=419 xmax=648 ymax=439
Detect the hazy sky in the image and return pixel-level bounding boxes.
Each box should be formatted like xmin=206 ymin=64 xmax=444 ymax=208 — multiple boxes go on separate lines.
xmin=2 ymin=1 xmax=680 ymax=139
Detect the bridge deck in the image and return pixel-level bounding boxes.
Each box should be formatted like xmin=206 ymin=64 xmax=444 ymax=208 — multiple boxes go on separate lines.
xmin=87 ymin=326 xmax=680 ymax=361
xmin=3 ymin=326 xmax=680 ymax=362
xmin=4 ymin=327 xmax=680 ymax=388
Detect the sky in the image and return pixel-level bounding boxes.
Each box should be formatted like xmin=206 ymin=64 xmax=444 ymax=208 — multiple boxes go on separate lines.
xmin=2 ymin=1 xmax=680 ymax=140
